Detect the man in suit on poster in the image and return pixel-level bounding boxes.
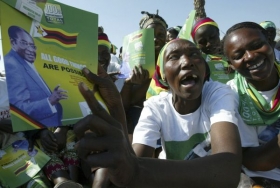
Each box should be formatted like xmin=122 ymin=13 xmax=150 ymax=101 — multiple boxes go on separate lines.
xmin=4 ymin=25 xmax=67 ymax=127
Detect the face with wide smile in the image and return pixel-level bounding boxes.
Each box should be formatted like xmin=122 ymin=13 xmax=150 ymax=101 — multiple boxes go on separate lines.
xmin=164 ymin=39 xmax=206 ymax=101
xmin=224 ymin=28 xmax=275 ymax=82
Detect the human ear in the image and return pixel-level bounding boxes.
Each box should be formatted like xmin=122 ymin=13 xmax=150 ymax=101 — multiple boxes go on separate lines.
xmin=224 ymin=59 xmax=235 ymax=70
xmin=228 ymin=63 xmax=236 ymax=70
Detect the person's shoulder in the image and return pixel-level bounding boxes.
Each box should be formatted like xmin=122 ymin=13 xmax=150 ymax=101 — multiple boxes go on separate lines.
xmin=4 ymin=50 xmax=14 ymax=59
xmin=202 ymin=80 xmax=235 ymax=101
xmin=226 ymin=79 xmax=238 ymax=93
xmin=144 ymin=91 xmax=170 ymax=107
xmin=203 ymin=80 xmax=231 ymax=92
xmin=4 ymin=50 xmax=20 ymax=64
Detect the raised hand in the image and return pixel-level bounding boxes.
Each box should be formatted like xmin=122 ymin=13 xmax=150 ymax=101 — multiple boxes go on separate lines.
xmin=126 ymin=65 xmax=149 ymax=85
xmin=108 ymin=71 xmax=120 ymax=82
xmin=82 ymin=66 xmax=123 ymax=121
xmin=48 ymin=84 xmax=68 ymax=105
xmin=74 ymin=82 xmax=136 ymax=187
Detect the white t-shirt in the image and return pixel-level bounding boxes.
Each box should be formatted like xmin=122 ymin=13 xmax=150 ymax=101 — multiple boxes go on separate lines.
xmin=107 ymin=54 xmax=121 ymax=73
xmin=0 ymin=77 xmax=10 ymax=119
xmin=133 ymin=81 xmax=243 ymax=160
xmin=227 ymin=79 xmax=280 ymax=181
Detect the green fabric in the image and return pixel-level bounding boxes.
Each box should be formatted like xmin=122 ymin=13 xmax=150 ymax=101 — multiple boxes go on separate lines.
xmin=164 ymin=132 xmax=208 ymax=160
xmin=235 ymin=66 xmax=280 ymax=125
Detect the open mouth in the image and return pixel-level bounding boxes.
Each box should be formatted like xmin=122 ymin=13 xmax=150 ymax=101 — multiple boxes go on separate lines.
xmin=248 ymin=60 xmax=264 ymax=70
xmin=180 ymin=74 xmax=198 ymax=87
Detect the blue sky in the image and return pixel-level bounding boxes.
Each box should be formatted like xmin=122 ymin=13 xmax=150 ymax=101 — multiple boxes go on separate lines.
xmin=1 ymin=0 xmax=279 ymax=71
xmin=56 ymin=0 xmax=280 ymax=54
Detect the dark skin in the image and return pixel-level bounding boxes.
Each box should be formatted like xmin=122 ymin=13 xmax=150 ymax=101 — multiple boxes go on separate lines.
xmin=164 ymin=41 xmax=205 ymax=113
xmin=39 ymin=126 xmax=79 ymax=184
xmin=120 ymin=65 xmax=149 ymax=110
xmin=133 ymin=40 xmax=206 ymax=157
xmin=98 ymin=45 xmax=119 ymax=82
xmin=75 ymin=39 xmax=242 ymax=187
xmin=98 ymin=45 xmax=111 ymax=72
xmin=11 ymin=31 xmax=36 ymax=63
xmin=194 ymin=25 xmax=220 ymax=55
xmin=91 ymin=22 xmax=167 ymax=186
xmin=225 ymin=28 xmax=278 ymax=91
xmin=265 ymin=27 xmax=277 ymax=48
xmin=121 ymin=22 xmax=166 ymax=149
xmin=224 ymin=27 xmax=280 ymax=171
xmin=79 ymin=66 xmax=131 ymax=188
xmin=121 ymin=22 xmax=167 ymax=110
xmin=119 ymin=47 xmax=122 ymax=61
xmin=194 ymin=24 xmax=235 ymax=75
xmin=0 ymin=118 xmax=13 ymax=134
xmin=147 ymin=23 xmax=167 ymax=62
xmin=166 ymin=29 xmax=178 ymax=43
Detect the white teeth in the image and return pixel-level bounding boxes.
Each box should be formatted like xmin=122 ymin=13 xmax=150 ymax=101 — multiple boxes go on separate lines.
xmin=248 ymin=61 xmax=264 ymax=70
xmin=182 ymin=74 xmax=197 ymax=81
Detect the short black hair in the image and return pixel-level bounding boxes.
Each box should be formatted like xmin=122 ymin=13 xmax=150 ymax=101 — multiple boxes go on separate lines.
xmin=167 ymin=27 xmax=179 ymax=36
xmin=8 ymin=25 xmax=29 ymax=40
xmin=222 ymin=22 xmax=267 ymax=55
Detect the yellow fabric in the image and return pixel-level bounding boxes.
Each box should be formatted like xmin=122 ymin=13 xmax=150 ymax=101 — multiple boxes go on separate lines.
xmin=98 ymin=40 xmax=111 ymax=49
xmin=193 ymin=22 xmax=218 ymax=34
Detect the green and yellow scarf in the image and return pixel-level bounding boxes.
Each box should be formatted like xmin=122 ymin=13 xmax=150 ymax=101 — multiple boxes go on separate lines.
xmin=236 ymin=62 xmax=280 ymax=125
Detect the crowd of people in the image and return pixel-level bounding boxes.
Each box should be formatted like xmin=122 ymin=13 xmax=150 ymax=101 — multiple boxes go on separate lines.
xmin=0 ymin=7 xmax=280 ymax=188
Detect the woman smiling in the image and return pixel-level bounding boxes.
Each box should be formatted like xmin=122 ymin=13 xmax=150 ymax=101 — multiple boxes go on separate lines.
xmin=224 ymin=22 xmax=280 ymax=187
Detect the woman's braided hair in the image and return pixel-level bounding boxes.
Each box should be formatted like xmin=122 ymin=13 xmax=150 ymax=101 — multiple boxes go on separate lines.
xmin=139 ymin=10 xmax=168 ymax=29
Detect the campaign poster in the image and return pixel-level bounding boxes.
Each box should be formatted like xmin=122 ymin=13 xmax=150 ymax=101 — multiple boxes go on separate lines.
xmin=0 ymin=0 xmax=103 ymax=131
xmin=121 ymin=28 xmax=155 ymax=79
xmin=204 ymin=54 xmax=235 ymax=84
xmin=0 ymin=139 xmax=50 ymax=188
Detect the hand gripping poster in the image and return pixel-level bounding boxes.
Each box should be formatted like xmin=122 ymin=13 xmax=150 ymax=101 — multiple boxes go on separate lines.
xmin=120 ymin=28 xmax=155 ymax=79
xmin=0 ymin=0 xmax=105 ymax=131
